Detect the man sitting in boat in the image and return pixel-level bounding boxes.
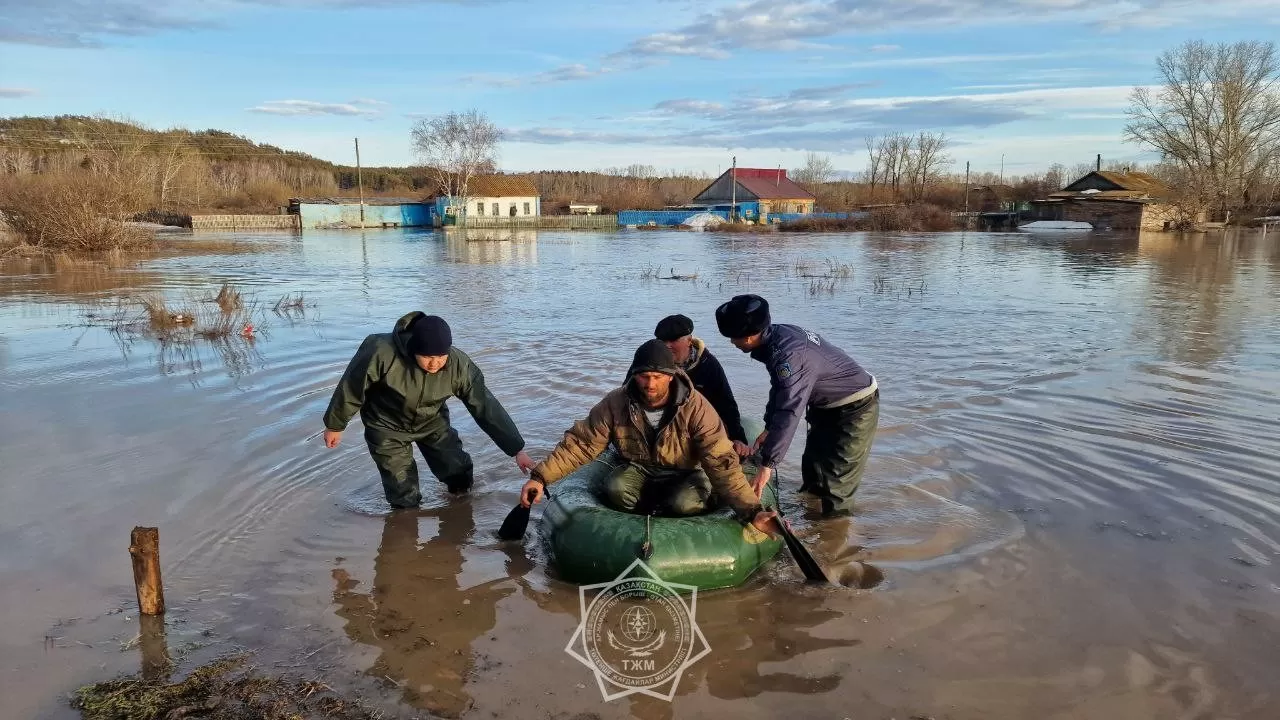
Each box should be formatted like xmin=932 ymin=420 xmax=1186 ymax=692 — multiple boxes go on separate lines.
xmin=520 ymin=340 xmax=777 ymax=532
xmin=653 ymin=313 xmax=751 ymax=458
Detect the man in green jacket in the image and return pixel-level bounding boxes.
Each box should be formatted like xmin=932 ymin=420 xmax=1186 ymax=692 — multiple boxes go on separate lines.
xmin=322 ymin=312 xmax=535 ymax=509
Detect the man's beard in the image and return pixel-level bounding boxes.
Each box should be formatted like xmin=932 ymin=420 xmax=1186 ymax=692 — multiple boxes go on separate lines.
xmin=641 ymin=388 xmax=669 ymax=409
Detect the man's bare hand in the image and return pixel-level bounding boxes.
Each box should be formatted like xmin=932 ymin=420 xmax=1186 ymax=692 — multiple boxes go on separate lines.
xmin=732 ymin=440 xmax=752 ymax=458
xmin=750 ymin=509 xmax=780 ymax=537
xmin=752 ymin=465 xmax=774 ymax=498
xmin=323 ymin=429 xmax=342 ymax=448
xmin=751 ymin=430 xmax=768 ymax=456
xmin=514 ymin=450 xmax=536 ymax=474
xmin=519 ymin=478 xmax=545 ymax=507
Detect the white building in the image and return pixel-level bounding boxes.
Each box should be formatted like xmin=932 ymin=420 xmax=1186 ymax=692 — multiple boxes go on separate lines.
xmin=465 ymin=175 xmax=541 ymax=219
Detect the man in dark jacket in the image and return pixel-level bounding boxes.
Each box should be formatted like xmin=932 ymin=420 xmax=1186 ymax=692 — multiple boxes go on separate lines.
xmin=322 ymin=311 xmax=535 ymax=509
xmin=654 ymin=314 xmax=750 ymax=458
xmin=715 ymin=294 xmax=879 ymax=517
xmin=521 ymin=340 xmax=777 ymax=534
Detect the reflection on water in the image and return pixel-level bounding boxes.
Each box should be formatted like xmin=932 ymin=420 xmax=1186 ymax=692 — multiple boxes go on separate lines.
xmin=1 ymin=227 xmax=1278 ymax=718
xmin=330 ymin=507 xmax=529 ymax=718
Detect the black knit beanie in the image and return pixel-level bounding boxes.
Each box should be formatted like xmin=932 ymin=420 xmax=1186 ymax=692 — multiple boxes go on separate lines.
xmin=715 ymin=294 xmax=771 ymax=338
xmin=628 ymin=339 xmax=678 ymax=377
xmin=654 ymin=314 xmax=694 ymax=342
xmin=408 ymin=315 xmax=452 ymax=356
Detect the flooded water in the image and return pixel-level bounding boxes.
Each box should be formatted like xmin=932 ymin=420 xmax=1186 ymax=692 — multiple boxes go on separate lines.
xmin=2 ymin=228 xmax=1278 ymax=719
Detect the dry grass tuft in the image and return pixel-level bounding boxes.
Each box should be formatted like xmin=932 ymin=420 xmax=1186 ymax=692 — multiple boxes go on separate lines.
xmin=213 ymin=283 xmax=243 ymax=313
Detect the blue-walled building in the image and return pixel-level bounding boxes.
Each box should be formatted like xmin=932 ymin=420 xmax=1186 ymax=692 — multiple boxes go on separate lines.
xmin=290 ymin=197 xmax=431 ymax=229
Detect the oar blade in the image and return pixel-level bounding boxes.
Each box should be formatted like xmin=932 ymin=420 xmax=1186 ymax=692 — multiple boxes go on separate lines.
xmin=778 ymin=519 xmax=831 ymax=584
xmin=496 ymin=504 xmax=531 ymax=541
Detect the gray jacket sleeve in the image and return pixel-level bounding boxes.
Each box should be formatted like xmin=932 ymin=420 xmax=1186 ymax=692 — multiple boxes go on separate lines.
xmin=759 ymin=351 xmax=818 ymax=467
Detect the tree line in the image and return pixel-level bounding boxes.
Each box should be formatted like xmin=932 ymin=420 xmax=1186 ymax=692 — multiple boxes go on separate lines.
xmin=3 ymin=38 xmax=1279 ymax=223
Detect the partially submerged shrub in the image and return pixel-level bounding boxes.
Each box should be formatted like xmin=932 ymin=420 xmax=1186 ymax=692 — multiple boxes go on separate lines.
xmin=0 ymin=174 xmax=153 ymax=253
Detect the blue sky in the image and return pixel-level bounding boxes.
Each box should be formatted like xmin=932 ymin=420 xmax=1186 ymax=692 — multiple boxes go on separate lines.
xmin=0 ymin=0 xmax=1274 ymax=176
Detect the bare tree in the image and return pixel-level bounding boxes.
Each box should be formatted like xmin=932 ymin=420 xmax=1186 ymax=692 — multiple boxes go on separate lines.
xmin=864 ymin=136 xmax=885 ymax=199
xmin=908 ymin=132 xmax=951 ymax=202
xmin=1125 ymin=40 xmax=1280 ymax=217
xmin=792 ymin=152 xmax=835 ymax=189
xmin=1044 ymin=163 xmax=1066 ymax=191
xmin=411 ymin=110 xmax=502 ymax=226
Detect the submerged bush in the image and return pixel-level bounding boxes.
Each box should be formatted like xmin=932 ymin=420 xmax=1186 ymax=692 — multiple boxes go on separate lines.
xmin=0 ymin=174 xmax=153 ymax=253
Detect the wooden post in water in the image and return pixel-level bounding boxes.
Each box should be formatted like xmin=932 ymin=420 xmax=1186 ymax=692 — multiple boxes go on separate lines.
xmin=129 ymin=527 xmax=165 ymax=615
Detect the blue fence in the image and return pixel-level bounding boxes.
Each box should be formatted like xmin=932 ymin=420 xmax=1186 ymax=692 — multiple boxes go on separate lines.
xmin=618 ymin=210 xmax=732 ymax=226
xmin=763 ymin=212 xmax=867 ymax=224
xmin=619 ymin=210 xmax=868 ymax=227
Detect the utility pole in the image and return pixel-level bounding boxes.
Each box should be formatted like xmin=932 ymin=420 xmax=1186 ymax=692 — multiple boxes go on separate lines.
xmin=999 ymin=154 xmax=1004 ymax=185
xmin=355 ymin=137 xmax=365 ymax=226
xmin=730 ymin=155 xmax=737 ymax=222
xmin=964 ymin=160 xmax=970 ymax=222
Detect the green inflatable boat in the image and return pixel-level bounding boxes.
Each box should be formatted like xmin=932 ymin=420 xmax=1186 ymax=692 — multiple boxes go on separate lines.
xmin=539 ymin=422 xmax=783 ymax=591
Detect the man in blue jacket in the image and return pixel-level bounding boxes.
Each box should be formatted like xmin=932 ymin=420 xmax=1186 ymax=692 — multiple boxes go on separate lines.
xmin=714 ymin=294 xmax=879 ymax=517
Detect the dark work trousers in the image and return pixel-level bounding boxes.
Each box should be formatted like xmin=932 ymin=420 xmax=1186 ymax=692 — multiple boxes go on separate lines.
xmin=801 ymin=390 xmax=879 ymax=516
xmin=597 ymin=462 xmax=715 ymax=517
xmin=363 ymin=407 xmax=474 ymax=509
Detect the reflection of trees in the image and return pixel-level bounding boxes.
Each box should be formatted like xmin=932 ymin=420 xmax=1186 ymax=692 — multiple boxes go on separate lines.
xmin=330 ymin=509 xmax=522 ymax=718
xmin=0 ymin=256 xmax=163 ymax=299
xmin=1134 ymin=231 xmax=1249 ymax=367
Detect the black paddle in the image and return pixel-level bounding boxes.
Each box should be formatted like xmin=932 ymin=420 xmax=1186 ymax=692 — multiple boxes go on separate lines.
xmin=497 ymin=486 xmax=541 ymax=541
xmin=771 ymin=506 xmax=831 ymax=584
xmin=751 ymin=457 xmax=830 ymax=584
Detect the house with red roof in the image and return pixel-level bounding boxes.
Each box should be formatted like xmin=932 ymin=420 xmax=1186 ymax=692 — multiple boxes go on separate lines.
xmin=690 ymin=167 xmax=816 ymax=219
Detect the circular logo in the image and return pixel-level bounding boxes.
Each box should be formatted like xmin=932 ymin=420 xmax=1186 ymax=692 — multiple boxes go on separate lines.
xmin=583 ymin=578 xmax=694 ymax=689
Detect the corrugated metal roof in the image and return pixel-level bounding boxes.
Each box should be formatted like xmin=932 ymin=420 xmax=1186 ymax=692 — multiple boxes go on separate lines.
xmin=1062 ymin=171 xmax=1171 ymax=198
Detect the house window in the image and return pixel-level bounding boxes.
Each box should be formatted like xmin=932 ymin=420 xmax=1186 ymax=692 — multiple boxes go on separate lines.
xmin=477 ymin=203 xmax=485 ymax=216
xmin=492 ymin=203 xmax=499 ymax=216
xmin=509 ymin=204 xmax=517 ymax=217
xmin=523 ymin=202 xmax=531 ymax=215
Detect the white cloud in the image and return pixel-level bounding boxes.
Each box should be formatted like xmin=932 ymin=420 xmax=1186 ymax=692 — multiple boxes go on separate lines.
xmin=0 ymin=0 xmax=494 ymax=47
xmin=506 ymin=83 xmax=1140 ymax=154
xmin=0 ymin=87 xmax=36 ymax=98
xmin=870 ymin=44 xmax=899 ymax=52
xmin=954 ymin=83 xmax=1049 ymax=91
xmin=248 ymin=99 xmax=383 ymax=116
xmin=616 ymin=0 xmax=1268 ymax=60
xmin=349 ymin=97 xmax=389 ymax=106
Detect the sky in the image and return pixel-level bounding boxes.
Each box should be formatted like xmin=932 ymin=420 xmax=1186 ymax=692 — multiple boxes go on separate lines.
xmin=0 ymin=0 xmax=1276 ymax=177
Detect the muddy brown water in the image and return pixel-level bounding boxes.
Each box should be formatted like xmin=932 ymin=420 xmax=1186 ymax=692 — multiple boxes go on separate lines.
xmin=2 ymin=229 xmax=1278 ymax=719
